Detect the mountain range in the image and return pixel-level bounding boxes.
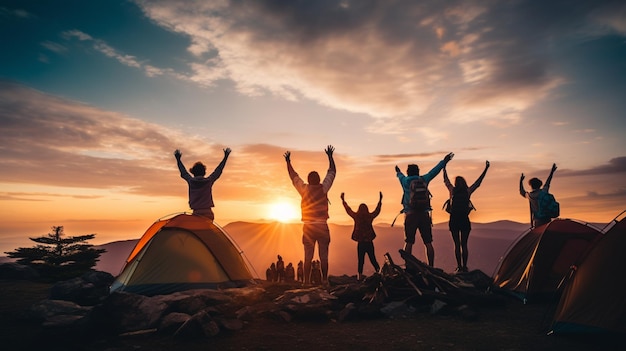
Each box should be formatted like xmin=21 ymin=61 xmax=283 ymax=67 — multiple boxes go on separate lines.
xmin=89 ymin=220 xmax=533 ymax=278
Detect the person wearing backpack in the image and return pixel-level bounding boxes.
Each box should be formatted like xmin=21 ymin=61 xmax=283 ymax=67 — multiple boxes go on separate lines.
xmin=395 ymin=152 xmax=454 ymax=266
xmin=284 ymin=145 xmax=336 ymax=286
xmin=443 ymin=160 xmax=490 ymax=273
xmin=341 ymin=191 xmax=383 ymax=281
xmin=519 ymin=163 xmax=558 ymax=227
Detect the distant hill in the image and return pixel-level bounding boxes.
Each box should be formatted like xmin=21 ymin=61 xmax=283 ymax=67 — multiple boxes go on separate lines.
xmin=4 ymin=220 xmax=541 ymax=278
xmin=221 ymin=220 xmax=529 ymax=278
xmin=94 ymin=240 xmax=139 ymax=276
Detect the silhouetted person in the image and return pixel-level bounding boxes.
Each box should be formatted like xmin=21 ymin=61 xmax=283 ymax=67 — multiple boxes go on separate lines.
xmin=520 ymin=163 xmax=558 ymax=228
xmin=276 ymin=255 xmax=285 ymax=282
xmin=310 ymin=260 xmax=322 ymax=285
xmin=341 ymin=191 xmax=383 ymax=281
xmin=443 ymin=161 xmax=489 ymax=273
xmin=395 ymin=152 xmax=454 ymax=266
xmin=174 ymin=148 xmax=231 ymax=220
xmin=265 ymin=266 xmax=274 ymax=282
xmin=297 ymin=260 xmax=304 ymax=283
xmin=284 ymin=145 xmax=336 ymax=286
xmin=285 ymin=262 xmax=295 ymax=282
xmin=268 ymin=262 xmax=277 ymax=282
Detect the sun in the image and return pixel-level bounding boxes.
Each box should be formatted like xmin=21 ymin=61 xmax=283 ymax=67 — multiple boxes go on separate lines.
xmin=268 ymin=201 xmax=299 ymax=223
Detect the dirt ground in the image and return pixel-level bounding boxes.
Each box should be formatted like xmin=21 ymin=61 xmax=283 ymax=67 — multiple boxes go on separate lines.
xmin=0 ymin=280 xmax=621 ymax=351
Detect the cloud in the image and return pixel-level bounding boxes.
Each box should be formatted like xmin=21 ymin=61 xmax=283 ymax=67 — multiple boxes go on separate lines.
xmin=127 ymin=0 xmax=619 ymax=127
xmin=40 ymin=41 xmax=67 ymax=54
xmin=62 ymin=30 xmax=174 ymax=79
xmin=375 ymin=151 xmax=451 ymax=161
xmin=559 ymin=157 xmax=626 ymax=177
xmin=0 ymin=81 xmax=218 ymax=197
xmin=0 ymin=7 xmax=35 ymax=19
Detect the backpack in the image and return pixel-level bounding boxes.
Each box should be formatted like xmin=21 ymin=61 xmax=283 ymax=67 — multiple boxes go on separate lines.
xmin=409 ymin=177 xmax=431 ymax=211
xmin=443 ymin=188 xmax=475 ymax=216
xmin=535 ymin=191 xmax=560 ymax=219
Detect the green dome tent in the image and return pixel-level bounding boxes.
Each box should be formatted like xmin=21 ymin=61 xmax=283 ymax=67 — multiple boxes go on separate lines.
xmin=110 ymin=213 xmax=256 ymax=296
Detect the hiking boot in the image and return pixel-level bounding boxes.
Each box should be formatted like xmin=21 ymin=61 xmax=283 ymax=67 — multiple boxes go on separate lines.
xmin=462 ymin=266 xmax=469 ymax=272
xmin=455 ymin=266 xmax=463 ymax=274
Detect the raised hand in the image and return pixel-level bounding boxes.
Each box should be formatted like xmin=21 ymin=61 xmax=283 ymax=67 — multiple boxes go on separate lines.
xmin=340 ymin=192 xmax=345 ymax=201
xmin=174 ymin=149 xmax=182 ymax=159
xmin=284 ymin=151 xmax=291 ymax=162
xmin=325 ymin=145 xmax=335 ymax=157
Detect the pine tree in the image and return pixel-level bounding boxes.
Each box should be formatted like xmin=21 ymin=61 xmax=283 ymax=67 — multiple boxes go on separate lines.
xmin=5 ymin=226 xmax=106 ymax=281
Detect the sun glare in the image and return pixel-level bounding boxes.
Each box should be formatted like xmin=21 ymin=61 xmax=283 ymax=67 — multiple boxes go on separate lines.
xmin=268 ymin=201 xmax=299 ymax=223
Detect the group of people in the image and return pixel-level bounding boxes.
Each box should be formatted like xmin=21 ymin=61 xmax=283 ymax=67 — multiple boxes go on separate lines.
xmin=265 ymin=255 xmax=303 ymax=283
xmin=174 ymin=146 xmax=558 ymax=284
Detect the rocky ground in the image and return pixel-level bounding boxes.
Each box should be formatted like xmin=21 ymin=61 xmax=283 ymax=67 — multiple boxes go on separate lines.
xmin=1 ymin=276 xmax=621 ymax=351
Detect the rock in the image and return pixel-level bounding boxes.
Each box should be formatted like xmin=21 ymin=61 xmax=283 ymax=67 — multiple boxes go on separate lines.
xmin=275 ymin=288 xmax=339 ymax=320
xmin=430 ymin=299 xmax=447 ymax=315
xmin=338 ymin=302 xmax=357 ymax=322
xmin=29 ymin=299 xmax=92 ymax=321
xmin=159 ymin=312 xmax=191 ymax=334
xmin=0 ymin=263 xmax=39 ymax=280
xmin=215 ymin=317 xmax=244 ymax=331
xmin=49 ymin=270 xmax=114 ymax=306
xmin=42 ymin=314 xmax=86 ymax=329
xmin=380 ymin=301 xmax=415 ymax=318
xmin=174 ymin=310 xmax=220 ymax=338
xmin=89 ymin=291 xmax=168 ymax=334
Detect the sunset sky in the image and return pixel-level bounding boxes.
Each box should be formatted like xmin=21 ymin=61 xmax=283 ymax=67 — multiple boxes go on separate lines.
xmin=1 ymin=0 xmax=625 ymax=254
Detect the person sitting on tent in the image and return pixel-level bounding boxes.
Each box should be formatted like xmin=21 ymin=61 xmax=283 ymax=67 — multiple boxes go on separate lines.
xmin=284 ymin=145 xmax=336 ymax=286
xmin=519 ymin=163 xmax=557 ymax=228
xmin=174 ymin=148 xmax=231 ymax=220
xmin=341 ymin=191 xmax=383 ymax=281
xmin=443 ymin=160 xmax=489 ymax=273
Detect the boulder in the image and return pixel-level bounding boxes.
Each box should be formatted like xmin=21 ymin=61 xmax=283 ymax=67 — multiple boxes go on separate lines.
xmin=0 ymin=263 xmax=39 ymax=280
xmin=49 ymin=270 xmax=114 ymax=306
xmin=88 ymin=291 xmax=168 ymax=334
xmin=159 ymin=312 xmax=191 ymax=334
xmin=30 ymin=299 xmax=92 ymax=321
xmin=174 ymin=310 xmax=220 ymax=339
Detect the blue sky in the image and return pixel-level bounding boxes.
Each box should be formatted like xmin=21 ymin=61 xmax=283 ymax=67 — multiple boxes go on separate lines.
xmin=0 ymin=0 xmax=625 ymax=251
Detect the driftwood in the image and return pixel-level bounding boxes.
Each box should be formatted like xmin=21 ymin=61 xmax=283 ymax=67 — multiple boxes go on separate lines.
xmin=354 ymin=250 xmax=505 ymax=311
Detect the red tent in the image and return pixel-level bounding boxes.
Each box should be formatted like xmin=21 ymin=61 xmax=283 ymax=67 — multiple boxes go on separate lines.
xmin=492 ymin=219 xmax=602 ymax=302
xmin=551 ymin=214 xmax=626 ymax=334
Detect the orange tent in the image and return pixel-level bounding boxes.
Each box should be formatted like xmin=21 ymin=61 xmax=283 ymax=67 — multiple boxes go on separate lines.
xmin=110 ymin=213 xmax=255 ymax=296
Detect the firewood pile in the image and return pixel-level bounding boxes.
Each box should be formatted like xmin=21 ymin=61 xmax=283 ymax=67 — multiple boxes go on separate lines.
xmin=327 ymin=250 xmax=506 ymax=319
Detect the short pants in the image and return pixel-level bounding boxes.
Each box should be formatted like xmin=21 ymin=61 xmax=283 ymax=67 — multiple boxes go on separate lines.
xmin=404 ymin=210 xmax=432 ymax=244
